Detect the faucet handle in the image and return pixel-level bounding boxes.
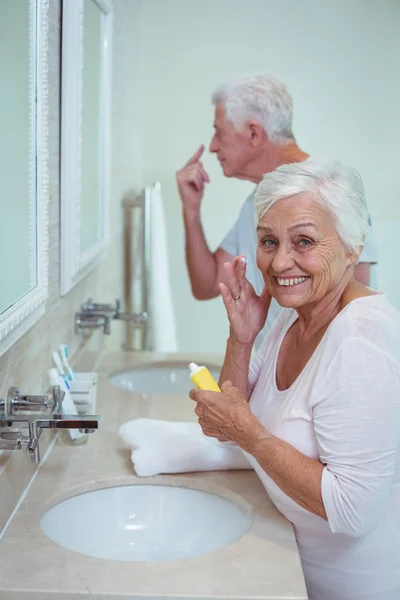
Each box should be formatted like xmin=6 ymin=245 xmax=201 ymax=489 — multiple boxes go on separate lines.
xmin=75 ymin=312 xmax=112 ymax=335
xmin=1 ymin=387 xmax=50 ymax=416
xmin=81 ymin=297 xmax=92 ymax=311
xmin=81 ymin=298 xmax=117 ymax=314
xmin=51 ymin=385 xmax=65 ymax=416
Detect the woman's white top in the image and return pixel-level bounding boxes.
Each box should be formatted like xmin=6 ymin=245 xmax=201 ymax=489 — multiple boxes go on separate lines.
xmin=246 ymin=295 xmax=400 ymax=600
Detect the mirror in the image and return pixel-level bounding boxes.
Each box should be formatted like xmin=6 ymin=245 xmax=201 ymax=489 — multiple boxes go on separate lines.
xmin=0 ymin=0 xmax=49 ymax=357
xmin=60 ymin=0 xmax=112 ymax=296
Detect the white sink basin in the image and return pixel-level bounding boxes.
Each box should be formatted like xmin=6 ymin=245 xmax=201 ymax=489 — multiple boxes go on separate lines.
xmin=40 ymin=485 xmax=252 ymax=562
xmin=109 ymin=361 xmax=220 ymax=395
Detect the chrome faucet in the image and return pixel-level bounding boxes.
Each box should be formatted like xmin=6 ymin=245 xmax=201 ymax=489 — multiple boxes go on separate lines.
xmin=1 ymin=385 xmax=63 ymax=416
xmin=75 ymin=311 xmax=111 ymax=334
xmin=26 ymin=414 xmax=99 ymax=462
xmin=0 ymin=386 xmax=99 ymax=463
xmin=75 ymin=298 xmax=147 ymax=335
xmin=81 ymin=299 xmax=119 ymax=313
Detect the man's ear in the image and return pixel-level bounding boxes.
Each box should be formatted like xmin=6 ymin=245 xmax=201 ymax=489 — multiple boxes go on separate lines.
xmin=248 ymin=120 xmax=266 ymax=148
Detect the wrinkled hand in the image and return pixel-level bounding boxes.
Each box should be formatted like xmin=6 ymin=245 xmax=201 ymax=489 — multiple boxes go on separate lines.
xmin=176 ymin=145 xmax=210 ymax=214
xmin=219 ymin=256 xmax=271 ymax=346
xmin=189 ymin=381 xmax=262 ymax=451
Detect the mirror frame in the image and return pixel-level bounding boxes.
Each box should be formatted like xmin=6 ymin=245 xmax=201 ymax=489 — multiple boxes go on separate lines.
xmin=60 ymin=0 xmax=113 ymax=296
xmin=0 ymin=0 xmax=49 ymax=358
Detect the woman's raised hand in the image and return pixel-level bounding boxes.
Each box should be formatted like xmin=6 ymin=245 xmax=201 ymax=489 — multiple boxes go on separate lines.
xmin=219 ymin=255 xmax=271 ymax=347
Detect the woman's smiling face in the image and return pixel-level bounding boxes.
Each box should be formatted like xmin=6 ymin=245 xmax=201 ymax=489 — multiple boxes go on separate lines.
xmin=256 ymin=194 xmax=357 ymax=309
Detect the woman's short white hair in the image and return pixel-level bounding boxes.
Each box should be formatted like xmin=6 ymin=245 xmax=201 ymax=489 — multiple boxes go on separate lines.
xmin=212 ymin=74 xmax=294 ymax=144
xmin=254 ymin=157 xmax=369 ymax=255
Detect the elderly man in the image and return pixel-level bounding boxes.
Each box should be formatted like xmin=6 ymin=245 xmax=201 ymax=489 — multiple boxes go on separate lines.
xmin=176 ymin=74 xmax=378 ymax=339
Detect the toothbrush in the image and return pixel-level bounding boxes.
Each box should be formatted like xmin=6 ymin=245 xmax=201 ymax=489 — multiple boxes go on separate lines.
xmin=59 ymin=344 xmax=75 ymax=381
xmin=52 ymin=351 xmax=71 ymax=389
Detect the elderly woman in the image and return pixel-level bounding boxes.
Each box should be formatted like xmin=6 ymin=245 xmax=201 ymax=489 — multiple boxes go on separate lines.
xmin=190 ymin=157 xmax=400 ymax=600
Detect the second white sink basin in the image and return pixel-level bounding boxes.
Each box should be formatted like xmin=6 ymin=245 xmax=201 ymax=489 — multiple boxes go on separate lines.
xmin=109 ymin=361 xmax=220 ymax=395
xmin=40 ymin=484 xmax=252 ymax=561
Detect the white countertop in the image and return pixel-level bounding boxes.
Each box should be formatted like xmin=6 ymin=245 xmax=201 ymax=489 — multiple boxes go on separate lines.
xmin=0 ymin=351 xmax=307 ymax=599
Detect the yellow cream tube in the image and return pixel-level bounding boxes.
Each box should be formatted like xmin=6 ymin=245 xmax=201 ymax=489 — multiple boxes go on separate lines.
xmin=189 ymin=362 xmax=221 ymax=392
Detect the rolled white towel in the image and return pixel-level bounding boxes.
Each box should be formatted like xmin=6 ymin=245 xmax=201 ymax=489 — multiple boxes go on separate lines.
xmin=119 ymin=418 xmax=252 ymax=477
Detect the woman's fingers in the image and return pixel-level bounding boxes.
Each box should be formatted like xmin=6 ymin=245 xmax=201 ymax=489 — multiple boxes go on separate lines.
xmin=200 ymin=425 xmax=229 ymax=441
xmin=219 ymin=282 xmax=231 ymax=299
xmin=189 ymin=388 xmax=199 ymax=402
xmin=223 ymin=262 xmax=241 ymax=300
xmin=234 ymin=255 xmax=248 ymax=287
xmin=234 ymin=255 xmax=256 ymax=300
xmin=189 ymin=388 xmax=217 ymax=405
xmin=198 ymin=419 xmax=219 ymax=438
xmin=226 ymin=255 xmax=253 ymax=300
xmin=219 ymin=283 xmax=238 ymax=318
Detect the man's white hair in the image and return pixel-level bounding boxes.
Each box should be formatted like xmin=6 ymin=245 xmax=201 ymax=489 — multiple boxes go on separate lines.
xmin=254 ymin=157 xmax=369 ymax=255
xmin=212 ymin=74 xmax=294 ymax=144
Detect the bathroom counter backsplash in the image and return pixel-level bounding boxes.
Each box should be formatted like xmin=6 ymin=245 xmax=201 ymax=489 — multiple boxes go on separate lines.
xmin=0 ymin=350 xmax=307 ymax=600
